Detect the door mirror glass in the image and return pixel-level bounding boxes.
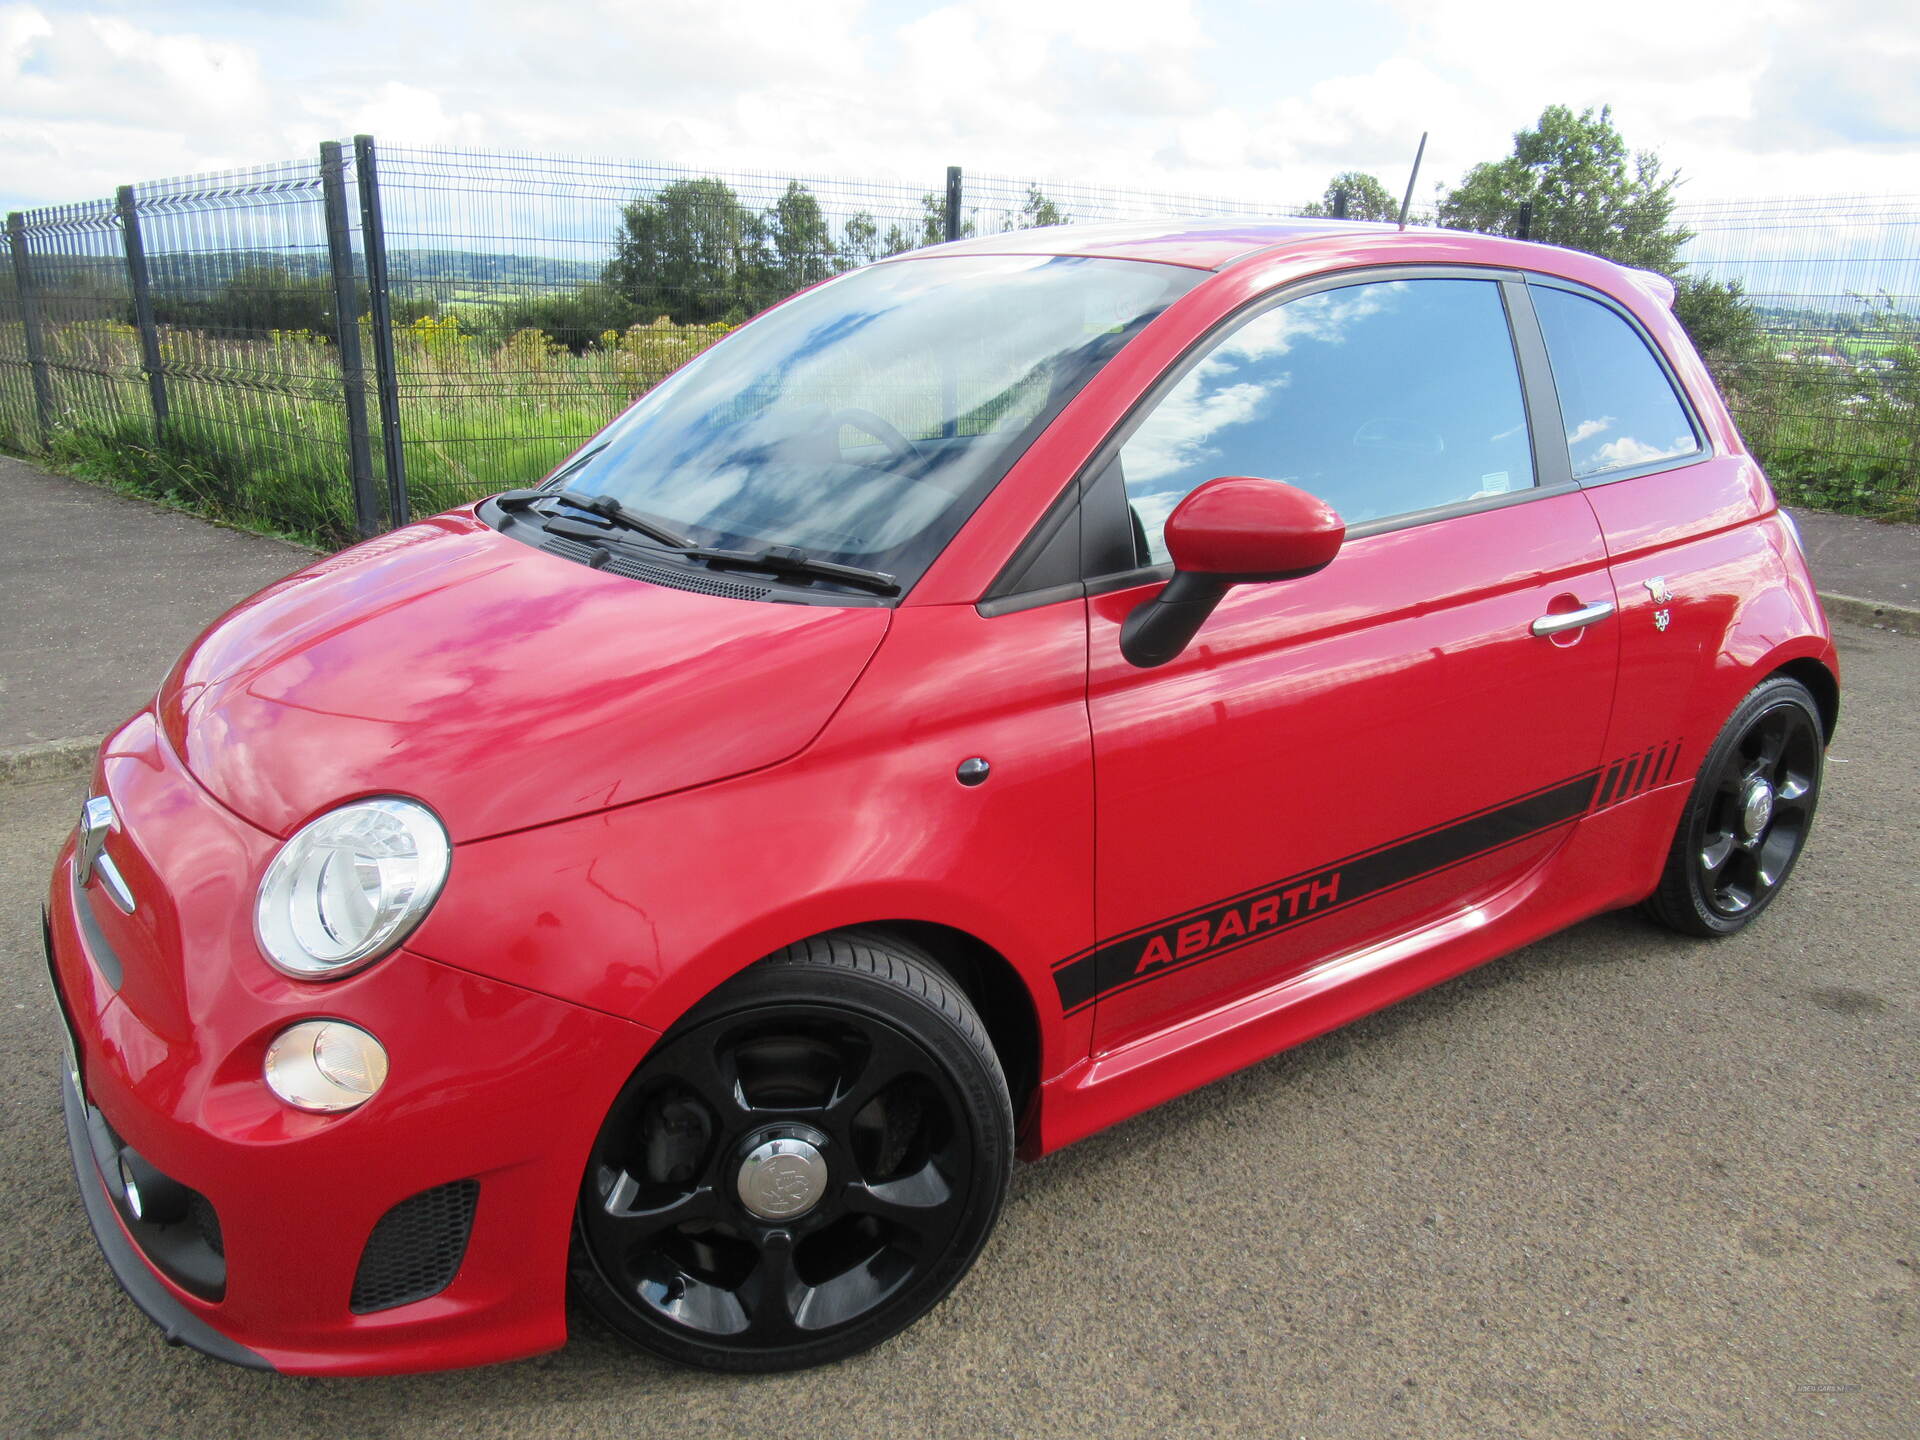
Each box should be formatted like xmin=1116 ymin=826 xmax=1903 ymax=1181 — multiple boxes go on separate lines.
xmin=1122 ymin=476 xmax=1345 ymax=668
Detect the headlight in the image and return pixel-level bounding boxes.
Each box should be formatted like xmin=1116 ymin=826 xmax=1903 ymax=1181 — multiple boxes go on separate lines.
xmin=264 ymin=1020 xmax=389 ymax=1112
xmin=255 ymin=797 xmax=450 ymax=979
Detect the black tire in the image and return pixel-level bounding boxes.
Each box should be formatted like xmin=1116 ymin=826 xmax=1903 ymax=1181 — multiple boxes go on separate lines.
xmin=569 ymin=931 xmax=1014 ymax=1372
xmin=1642 ymin=675 xmax=1825 ymax=937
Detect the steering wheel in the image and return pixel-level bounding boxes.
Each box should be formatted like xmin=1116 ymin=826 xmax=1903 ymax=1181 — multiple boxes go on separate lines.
xmin=830 ymin=407 xmax=923 ymax=467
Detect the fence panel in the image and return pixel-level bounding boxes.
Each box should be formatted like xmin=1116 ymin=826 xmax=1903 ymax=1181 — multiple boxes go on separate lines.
xmin=0 ymin=228 xmax=37 ymax=449
xmin=367 ymin=145 xmax=940 ymax=516
xmin=2 ymin=138 xmax=1916 ymax=531
xmin=6 ymin=199 xmax=141 ymax=450
xmin=128 ymin=155 xmax=367 ymax=543
xmin=1676 ymin=194 xmax=1920 ymax=515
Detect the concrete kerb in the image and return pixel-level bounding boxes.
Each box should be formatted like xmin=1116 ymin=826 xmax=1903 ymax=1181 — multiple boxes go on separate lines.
xmin=4 ymin=591 xmax=1915 ymax=795
xmin=1820 ymin=592 xmax=1920 ymax=638
xmin=0 ymin=736 xmax=101 ymax=788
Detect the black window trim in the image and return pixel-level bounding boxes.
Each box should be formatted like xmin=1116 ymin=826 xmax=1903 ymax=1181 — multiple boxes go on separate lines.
xmin=982 ymin=262 xmax=1579 ymax=615
xmin=1518 ymin=273 xmax=1716 ymax=489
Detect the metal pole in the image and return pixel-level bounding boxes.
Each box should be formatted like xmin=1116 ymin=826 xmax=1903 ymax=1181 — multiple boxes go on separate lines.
xmin=1331 ymin=188 xmax=1349 ymax=221
xmin=354 ymin=135 xmax=409 ymax=527
xmin=115 ymin=185 xmax=169 ymax=439
xmin=944 ymin=166 xmax=963 ymax=243
xmin=319 ymin=140 xmax=381 ymax=539
xmin=1515 ymin=201 xmax=1534 ymax=242
xmin=5 ymin=212 xmax=55 ymax=441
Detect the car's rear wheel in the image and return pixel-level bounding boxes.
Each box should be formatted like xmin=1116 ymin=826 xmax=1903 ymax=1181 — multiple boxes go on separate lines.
xmin=570 ymin=932 xmax=1013 ymax=1371
xmin=1642 ymin=675 xmax=1825 ymax=937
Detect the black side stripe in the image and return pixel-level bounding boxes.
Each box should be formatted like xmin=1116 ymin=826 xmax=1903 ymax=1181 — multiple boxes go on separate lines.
xmin=1054 ymin=739 xmax=1686 ymax=1016
xmin=1052 ymin=770 xmax=1599 ymax=1016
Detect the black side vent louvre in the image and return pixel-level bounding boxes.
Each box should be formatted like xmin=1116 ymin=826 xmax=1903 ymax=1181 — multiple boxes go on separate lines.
xmin=542 ymin=537 xmax=772 ymax=601
xmin=350 ymin=1179 xmax=480 ymax=1314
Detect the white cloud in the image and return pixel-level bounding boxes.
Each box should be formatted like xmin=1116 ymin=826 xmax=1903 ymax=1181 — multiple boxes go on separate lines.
xmin=1 ymin=0 xmax=1914 ymax=215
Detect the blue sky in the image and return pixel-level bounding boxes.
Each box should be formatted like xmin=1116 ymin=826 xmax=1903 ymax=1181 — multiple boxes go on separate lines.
xmin=3 ymin=0 xmax=1915 ymax=216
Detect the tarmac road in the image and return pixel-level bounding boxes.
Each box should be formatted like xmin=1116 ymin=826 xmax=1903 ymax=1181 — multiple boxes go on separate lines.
xmin=1 ymin=621 xmax=1914 ymax=1440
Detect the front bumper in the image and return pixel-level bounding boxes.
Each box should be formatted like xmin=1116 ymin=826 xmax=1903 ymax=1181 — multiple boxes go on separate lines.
xmin=44 ymin=715 xmax=660 ymax=1376
xmin=58 ymin=1054 xmax=272 ymax=1369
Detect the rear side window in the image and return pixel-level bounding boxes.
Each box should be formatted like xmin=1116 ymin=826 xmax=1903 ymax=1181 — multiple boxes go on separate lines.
xmin=1532 ymin=286 xmax=1701 ymax=479
xmin=1116 ymin=278 xmax=1534 ymax=561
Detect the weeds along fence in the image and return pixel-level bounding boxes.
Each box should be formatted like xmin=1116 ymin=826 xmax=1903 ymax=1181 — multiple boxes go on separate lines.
xmin=4 ymin=139 xmax=1918 ymax=546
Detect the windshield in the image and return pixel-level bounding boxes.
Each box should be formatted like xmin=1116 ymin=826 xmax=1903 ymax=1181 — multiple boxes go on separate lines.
xmin=542 ymin=254 xmax=1201 ymax=588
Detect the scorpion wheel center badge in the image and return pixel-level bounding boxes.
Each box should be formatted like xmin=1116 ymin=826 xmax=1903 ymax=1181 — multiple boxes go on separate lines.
xmin=737 ymin=1136 xmax=828 ymax=1220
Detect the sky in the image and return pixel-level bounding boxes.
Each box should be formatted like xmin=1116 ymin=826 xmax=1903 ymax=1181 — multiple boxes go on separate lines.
xmin=2 ymin=0 xmax=1916 ymax=217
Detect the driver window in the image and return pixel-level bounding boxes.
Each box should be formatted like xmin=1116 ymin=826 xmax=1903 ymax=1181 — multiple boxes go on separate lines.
xmin=1116 ymin=278 xmax=1535 ymax=564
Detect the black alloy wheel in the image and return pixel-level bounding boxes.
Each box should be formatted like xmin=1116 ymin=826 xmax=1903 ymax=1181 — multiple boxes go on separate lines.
xmin=570 ymin=934 xmax=1013 ymax=1371
xmin=1644 ymin=676 xmax=1825 ymax=937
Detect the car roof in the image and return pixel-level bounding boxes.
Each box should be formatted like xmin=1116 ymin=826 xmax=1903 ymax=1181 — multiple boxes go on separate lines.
xmin=912 ymin=217 xmax=1399 ymax=271
xmin=906 ymin=217 xmax=1679 ymax=309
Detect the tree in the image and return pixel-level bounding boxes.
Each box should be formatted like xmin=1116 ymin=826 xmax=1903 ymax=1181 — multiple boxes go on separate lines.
xmin=839 ymin=211 xmax=882 ymax=269
xmin=604 ymin=177 xmax=770 ymax=325
xmin=765 ymin=181 xmax=837 ymax=294
xmin=1301 ymin=171 xmax=1398 ymax=222
xmin=156 ymin=264 xmax=335 ymax=338
xmin=496 ymin=282 xmax=637 ymax=354
xmin=1009 ymin=185 xmax=1068 ymax=229
xmin=1671 ymin=275 xmax=1762 ymax=370
xmin=1437 ymin=105 xmax=1691 ymax=274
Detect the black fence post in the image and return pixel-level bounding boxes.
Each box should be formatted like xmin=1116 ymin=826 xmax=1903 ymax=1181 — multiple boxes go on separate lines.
xmin=1331 ymin=188 xmax=1349 ymax=220
xmin=354 ymin=135 xmax=409 ymax=527
xmin=115 ymin=184 xmax=169 ymax=440
xmin=944 ymin=166 xmax=963 ymax=243
xmin=319 ymin=140 xmax=381 ymax=539
xmin=1515 ymin=201 xmax=1533 ymax=242
xmin=5 ymin=211 xmax=55 ymax=442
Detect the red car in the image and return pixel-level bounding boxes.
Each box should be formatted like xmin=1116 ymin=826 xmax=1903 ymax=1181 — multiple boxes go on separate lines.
xmin=44 ymin=219 xmax=1838 ymax=1375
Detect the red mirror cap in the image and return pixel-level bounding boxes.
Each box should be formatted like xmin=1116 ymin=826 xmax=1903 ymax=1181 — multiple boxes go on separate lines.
xmin=1163 ymin=476 xmax=1346 ymax=580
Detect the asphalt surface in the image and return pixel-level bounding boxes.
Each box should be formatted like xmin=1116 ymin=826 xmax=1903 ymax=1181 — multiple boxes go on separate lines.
xmin=1787 ymin=506 xmax=1920 ymax=614
xmin=0 ymin=458 xmax=311 ymax=748
xmin=0 ymin=619 xmax=1914 ymax=1440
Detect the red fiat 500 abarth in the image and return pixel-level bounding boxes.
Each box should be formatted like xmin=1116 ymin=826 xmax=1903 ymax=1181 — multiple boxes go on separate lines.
xmin=45 ymin=220 xmax=1838 ymax=1374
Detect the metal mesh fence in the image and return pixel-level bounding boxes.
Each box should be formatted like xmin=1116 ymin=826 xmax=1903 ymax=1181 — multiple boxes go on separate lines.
xmin=370 ymin=146 xmax=939 ymax=517
xmin=5 ymin=140 xmax=1919 ymax=547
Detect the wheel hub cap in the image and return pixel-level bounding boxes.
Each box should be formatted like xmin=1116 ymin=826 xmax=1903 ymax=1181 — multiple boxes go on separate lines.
xmin=1741 ymin=778 xmax=1774 ymax=841
xmin=737 ymin=1135 xmax=827 ymax=1220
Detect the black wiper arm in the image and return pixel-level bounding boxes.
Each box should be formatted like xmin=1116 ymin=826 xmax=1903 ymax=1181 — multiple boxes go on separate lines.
xmin=553 ymin=490 xmax=696 ymax=550
xmin=681 ymin=544 xmax=900 ymax=596
xmin=494 ymin=444 xmax=612 ymax=514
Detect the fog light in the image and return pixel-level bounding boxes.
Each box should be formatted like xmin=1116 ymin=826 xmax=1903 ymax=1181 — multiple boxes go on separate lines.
xmin=264 ymin=1020 xmax=389 ymax=1113
xmin=116 ymin=1148 xmax=189 ymax=1223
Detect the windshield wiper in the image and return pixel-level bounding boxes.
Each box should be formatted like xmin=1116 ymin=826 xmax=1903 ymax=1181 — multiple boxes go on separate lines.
xmin=678 ymin=543 xmax=900 ymax=596
xmin=494 ymin=445 xmax=613 ymax=515
xmin=551 ymin=489 xmax=697 ymax=550
xmin=498 ymin=484 xmax=897 ymax=595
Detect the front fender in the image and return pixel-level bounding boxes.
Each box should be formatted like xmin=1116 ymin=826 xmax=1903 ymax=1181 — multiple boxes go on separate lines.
xmin=404 ymin=601 xmax=1097 ymax=1087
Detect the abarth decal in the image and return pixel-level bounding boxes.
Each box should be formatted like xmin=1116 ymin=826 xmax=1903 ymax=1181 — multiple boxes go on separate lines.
xmin=1054 ymin=741 xmax=1684 ymax=1016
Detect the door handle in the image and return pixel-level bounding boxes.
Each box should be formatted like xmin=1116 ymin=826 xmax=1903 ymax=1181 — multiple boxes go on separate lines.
xmin=1530 ymin=600 xmax=1616 ymax=637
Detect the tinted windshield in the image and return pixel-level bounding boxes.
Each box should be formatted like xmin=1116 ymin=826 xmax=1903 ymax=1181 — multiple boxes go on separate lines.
xmin=545 ymin=254 xmax=1200 ymax=587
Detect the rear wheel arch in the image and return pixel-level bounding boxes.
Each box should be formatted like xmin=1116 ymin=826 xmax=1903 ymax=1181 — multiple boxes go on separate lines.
xmin=1773 ymin=656 xmax=1838 ymax=742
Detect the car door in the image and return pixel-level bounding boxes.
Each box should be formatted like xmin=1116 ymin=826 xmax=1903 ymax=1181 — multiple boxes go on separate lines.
xmin=1065 ymin=271 xmax=1622 ymax=1054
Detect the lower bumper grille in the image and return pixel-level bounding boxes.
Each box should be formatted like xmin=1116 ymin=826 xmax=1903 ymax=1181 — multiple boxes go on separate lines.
xmin=351 ymin=1180 xmax=480 ymax=1314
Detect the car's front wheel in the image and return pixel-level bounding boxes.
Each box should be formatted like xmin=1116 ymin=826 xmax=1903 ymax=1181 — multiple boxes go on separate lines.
xmin=569 ymin=932 xmax=1013 ymax=1371
xmin=1642 ymin=675 xmax=1825 ymax=937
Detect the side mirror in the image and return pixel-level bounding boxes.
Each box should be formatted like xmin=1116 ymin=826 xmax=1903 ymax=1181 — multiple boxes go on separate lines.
xmin=1120 ymin=476 xmax=1344 ymax=668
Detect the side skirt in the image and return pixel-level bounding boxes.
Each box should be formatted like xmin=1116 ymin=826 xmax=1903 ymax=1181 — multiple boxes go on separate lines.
xmin=1026 ymin=782 xmax=1685 ymax=1156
